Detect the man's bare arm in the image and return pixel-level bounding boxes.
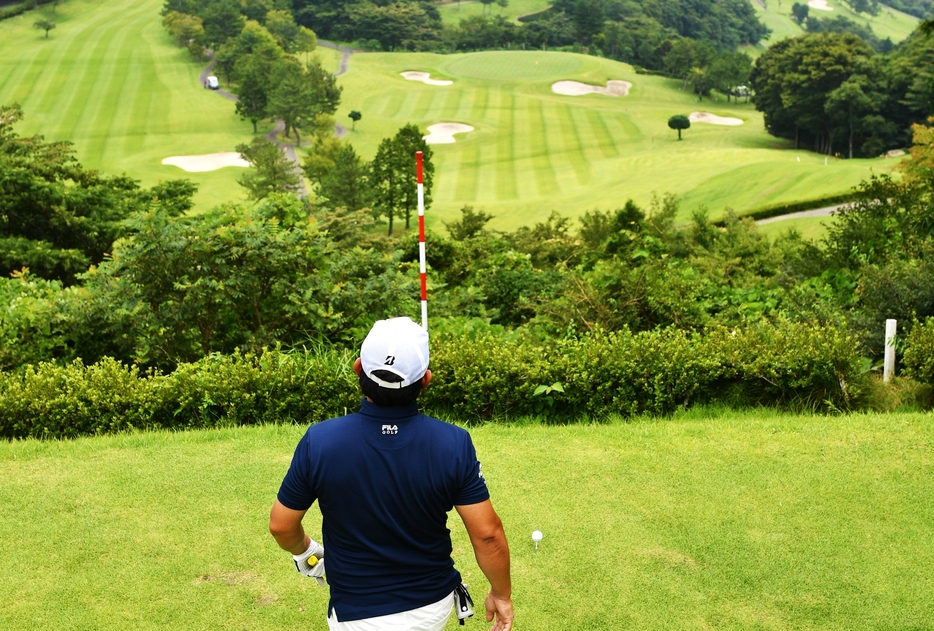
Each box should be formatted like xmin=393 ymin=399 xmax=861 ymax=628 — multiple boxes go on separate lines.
xmin=269 ymin=499 xmax=310 ymax=555
xmin=456 ymin=499 xmax=513 ymax=631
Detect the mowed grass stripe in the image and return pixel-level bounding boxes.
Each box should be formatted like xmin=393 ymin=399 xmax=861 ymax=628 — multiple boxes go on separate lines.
xmin=2 ymin=33 xmax=63 ymax=108
xmin=587 ymin=109 xmax=619 ymax=159
xmin=454 ymin=137 xmax=481 ymax=200
xmin=469 ymin=86 xmax=488 ymax=121
xmin=554 ymin=102 xmax=590 ymax=186
xmin=54 ymin=5 xmax=148 ymax=147
xmin=125 ymin=40 xmax=172 ymax=155
xmin=376 ymin=89 xmax=406 ymax=118
xmin=440 ymin=88 xmax=462 ymax=120
xmin=527 ymin=98 xmax=559 ymax=197
xmin=33 ymin=1 xmax=138 ymax=119
xmin=83 ymin=13 xmax=145 ymax=164
xmin=495 ymin=90 xmax=518 ymax=200
xmin=408 ymin=88 xmax=439 ymax=120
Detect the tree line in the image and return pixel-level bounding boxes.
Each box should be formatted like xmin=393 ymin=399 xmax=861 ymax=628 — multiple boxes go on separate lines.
xmin=4 ymin=101 xmax=934 ymax=377
xmin=749 ymin=29 xmax=934 ymax=157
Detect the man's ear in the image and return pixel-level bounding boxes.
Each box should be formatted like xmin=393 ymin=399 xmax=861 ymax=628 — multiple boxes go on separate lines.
xmin=353 ymin=357 xmax=363 ymax=376
xmin=421 ymin=369 xmax=433 ymax=389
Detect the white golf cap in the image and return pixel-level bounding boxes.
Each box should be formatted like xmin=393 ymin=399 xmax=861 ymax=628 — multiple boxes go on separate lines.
xmin=360 ymin=317 xmax=429 ymax=389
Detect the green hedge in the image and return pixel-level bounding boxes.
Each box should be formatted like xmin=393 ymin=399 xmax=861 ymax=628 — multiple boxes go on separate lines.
xmin=0 ymin=321 xmax=865 ymax=439
xmin=904 ymin=318 xmax=934 ymax=385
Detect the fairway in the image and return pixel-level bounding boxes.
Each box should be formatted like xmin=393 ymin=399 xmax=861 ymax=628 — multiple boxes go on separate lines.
xmin=0 ymin=0 xmax=258 ymax=211
xmin=0 ymin=0 xmax=911 ymax=230
xmin=2 ymin=410 xmax=933 ymax=630
xmin=334 ymin=50 xmax=896 ymax=229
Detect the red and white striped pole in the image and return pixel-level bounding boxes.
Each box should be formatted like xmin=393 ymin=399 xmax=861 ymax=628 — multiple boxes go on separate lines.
xmin=416 ymin=151 xmax=428 ymax=330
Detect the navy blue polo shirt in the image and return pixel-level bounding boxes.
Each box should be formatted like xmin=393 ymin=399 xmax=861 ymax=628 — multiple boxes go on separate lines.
xmin=277 ymin=398 xmax=490 ymax=622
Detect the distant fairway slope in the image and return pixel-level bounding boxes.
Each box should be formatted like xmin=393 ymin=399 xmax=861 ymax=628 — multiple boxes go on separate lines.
xmin=0 ymin=0 xmax=255 ymax=211
xmin=0 ymin=0 xmax=903 ymax=230
xmin=335 ymin=50 xmax=894 ymax=229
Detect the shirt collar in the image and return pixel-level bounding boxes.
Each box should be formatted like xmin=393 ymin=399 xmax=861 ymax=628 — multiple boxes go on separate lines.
xmin=358 ymin=397 xmax=420 ymax=420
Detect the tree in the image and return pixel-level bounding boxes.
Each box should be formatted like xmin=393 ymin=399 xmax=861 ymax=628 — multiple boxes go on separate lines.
xmin=34 ymin=20 xmax=55 ymax=38
xmin=236 ymin=137 xmax=300 ymax=200
xmin=234 ymin=60 xmax=269 ymax=133
xmin=708 ymin=51 xmax=753 ymax=102
xmin=791 ymin=2 xmax=809 ymax=23
xmin=162 ymin=11 xmax=203 ymax=47
xmin=295 ymin=26 xmax=317 ymax=64
xmin=348 ymin=110 xmax=361 ymax=130
xmin=668 ymin=115 xmax=690 ymax=139
xmin=370 ymin=125 xmax=434 ymax=235
xmin=302 ymin=116 xmax=342 ymax=187
xmin=267 ymin=57 xmax=341 ymax=145
xmin=265 ymin=9 xmax=300 ymax=51
xmin=825 ymin=74 xmax=879 ymax=158
xmin=200 ymin=0 xmax=245 ymax=48
xmin=316 ymin=143 xmax=371 ymax=211
xmin=0 ymin=104 xmax=193 ymax=284
xmin=480 ymin=0 xmax=496 ymax=14
xmin=574 ymin=0 xmax=604 ymax=45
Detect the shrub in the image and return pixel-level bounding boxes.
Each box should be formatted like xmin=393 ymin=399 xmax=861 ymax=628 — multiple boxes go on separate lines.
xmin=904 ymin=318 xmax=934 ymax=385
xmin=0 ymin=321 xmax=867 ymax=439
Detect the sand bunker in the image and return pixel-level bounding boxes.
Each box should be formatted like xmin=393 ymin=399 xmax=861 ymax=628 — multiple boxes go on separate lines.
xmin=689 ymin=112 xmax=744 ymax=126
xmin=401 ymin=71 xmax=453 ymax=86
xmin=162 ymin=152 xmax=250 ymax=172
xmin=422 ymin=123 xmax=474 ymax=144
xmin=551 ymin=80 xmax=632 ymax=97
xmin=808 ymin=0 xmax=834 ymax=10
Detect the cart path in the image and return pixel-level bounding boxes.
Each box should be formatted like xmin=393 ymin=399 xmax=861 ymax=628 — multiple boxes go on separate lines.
xmin=755 ymin=203 xmax=849 ymax=225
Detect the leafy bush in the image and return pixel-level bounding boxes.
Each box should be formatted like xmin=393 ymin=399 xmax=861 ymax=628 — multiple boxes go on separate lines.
xmin=0 ymin=321 xmax=865 ymax=439
xmin=904 ymin=318 xmax=934 ymax=385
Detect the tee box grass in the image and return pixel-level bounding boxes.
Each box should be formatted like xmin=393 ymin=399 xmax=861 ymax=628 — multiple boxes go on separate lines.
xmin=1 ymin=410 xmax=933 ymax=630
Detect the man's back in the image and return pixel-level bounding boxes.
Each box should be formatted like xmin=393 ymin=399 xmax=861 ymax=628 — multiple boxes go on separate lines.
xmin=277 ymin=399 xmax=489 ymax=621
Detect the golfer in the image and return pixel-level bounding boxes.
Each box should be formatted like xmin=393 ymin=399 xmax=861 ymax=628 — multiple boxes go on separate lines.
xmin=270 ymin=317 xmax=513 ymax=631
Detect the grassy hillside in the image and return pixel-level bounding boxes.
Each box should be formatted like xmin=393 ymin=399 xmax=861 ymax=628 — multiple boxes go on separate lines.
xmin=333 ymin=50 xmax=893 ymax=229
xmin=437 ymin=0 xmax=553 ymax=24
xmin=0 ymin=0 xmax=259 ymax=211
xmin=748 ymin=0 xmax=920 ymax=47
xmin=2 ymin=410 xmax=933 ymax=630
xmin=0 ymin=0 xmax=906 ymax=231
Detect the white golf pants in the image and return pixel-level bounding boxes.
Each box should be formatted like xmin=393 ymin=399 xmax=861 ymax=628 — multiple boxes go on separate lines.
xmin=326 ymin=592 xmax=455 ymax=631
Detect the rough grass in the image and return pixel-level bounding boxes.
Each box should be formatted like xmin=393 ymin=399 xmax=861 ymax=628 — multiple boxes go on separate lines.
xmin=1 ymin=409 xmax=933 ymax=630
xmin=335 ymin=50 xmax=897 ymax=230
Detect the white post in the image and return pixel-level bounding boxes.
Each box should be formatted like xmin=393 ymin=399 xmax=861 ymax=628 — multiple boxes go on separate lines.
xmin=883 ymin=319 xmax=897 ymax=383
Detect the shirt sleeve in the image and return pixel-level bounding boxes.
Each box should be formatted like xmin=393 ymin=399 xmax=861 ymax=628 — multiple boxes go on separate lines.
xmin=453 ymin=433 xmax=490 ymax=506
xmin=277 ymin=431 xmax=317 ymax=511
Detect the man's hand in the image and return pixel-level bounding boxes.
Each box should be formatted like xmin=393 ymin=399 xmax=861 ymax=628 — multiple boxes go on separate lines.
xmin=293 ymin=538 xmax=326 ymax=586
xmin=484 ymin=591 xmax=514 ymax=631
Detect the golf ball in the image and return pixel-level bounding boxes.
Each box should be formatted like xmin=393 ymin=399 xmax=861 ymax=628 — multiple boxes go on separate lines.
xmin=531 ymin=530 xmax=543 ymax=542
xmin=307 ymin=556 xmax=318 ymax=567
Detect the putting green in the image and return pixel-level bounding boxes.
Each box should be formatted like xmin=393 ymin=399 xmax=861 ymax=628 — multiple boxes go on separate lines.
xmin=332 ymin=50 xmax=898 ymax=230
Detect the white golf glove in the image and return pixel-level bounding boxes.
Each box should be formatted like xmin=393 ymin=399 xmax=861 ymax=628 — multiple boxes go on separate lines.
xmin=293 ymin=538 xmax=326 ymax=586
